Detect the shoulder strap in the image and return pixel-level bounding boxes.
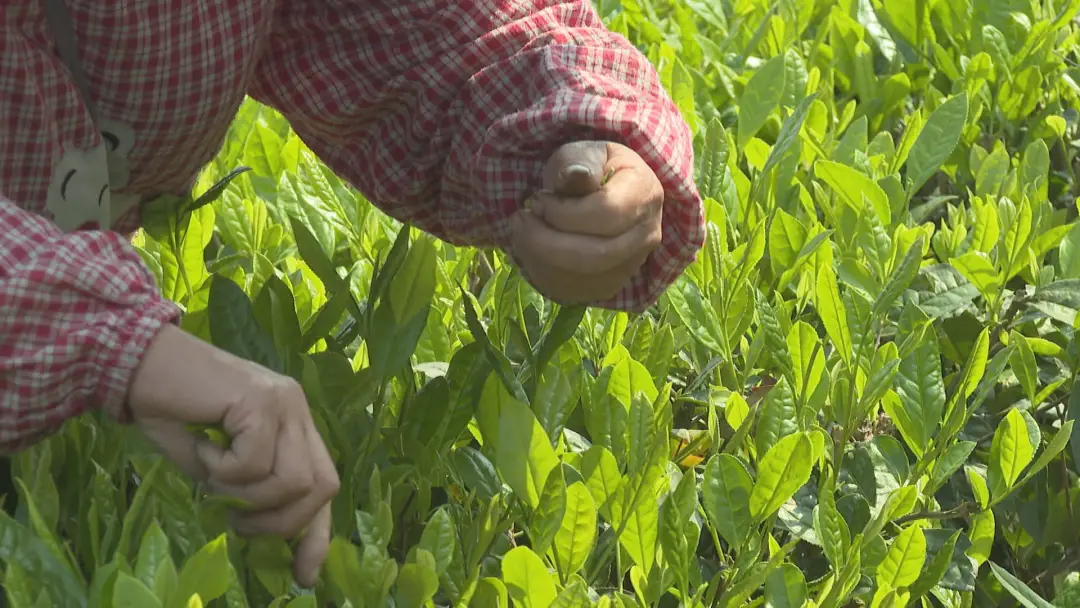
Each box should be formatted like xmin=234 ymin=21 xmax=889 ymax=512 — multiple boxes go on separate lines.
xmin=43 ymin=0 xmax=99 ymax=124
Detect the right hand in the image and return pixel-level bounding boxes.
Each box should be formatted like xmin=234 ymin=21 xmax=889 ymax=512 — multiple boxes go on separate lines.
xmin=127 ymin=324 xmax=339 ymax=587
xmin=509 ymin=140 xmax=665 ymax=305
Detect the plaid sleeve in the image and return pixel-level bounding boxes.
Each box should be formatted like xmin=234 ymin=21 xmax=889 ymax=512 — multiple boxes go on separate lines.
xmin=248 ymin=0 xmax=704 ymax=312
xmin=0 ymin=200 xmax=180 ymax=452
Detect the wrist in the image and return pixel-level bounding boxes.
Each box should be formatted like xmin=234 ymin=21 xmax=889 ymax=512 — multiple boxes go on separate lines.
xmin=99 ymin=296 xmax=181 ymax=423
xmin=126 ymin=322 xmax=272 ymax=425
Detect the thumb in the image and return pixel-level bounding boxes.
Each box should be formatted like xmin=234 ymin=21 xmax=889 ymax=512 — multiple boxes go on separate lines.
xmin=542 ymin=140 xmax=610 ymax=198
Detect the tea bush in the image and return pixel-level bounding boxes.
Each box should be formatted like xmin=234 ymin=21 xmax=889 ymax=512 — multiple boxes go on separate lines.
xmin=4 ymin=1 xmax=1080 ymax=607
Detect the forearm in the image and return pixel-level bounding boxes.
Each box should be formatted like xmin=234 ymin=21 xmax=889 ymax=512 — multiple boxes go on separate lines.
xmin=0 ymin=200 xmax=180 ymax=452
xmin=249 ymin=0 xmax=704 ymax=311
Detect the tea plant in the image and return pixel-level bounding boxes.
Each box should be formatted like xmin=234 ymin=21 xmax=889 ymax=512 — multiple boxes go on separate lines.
xmin=3 ymin=0 xmax=1080 ymax=607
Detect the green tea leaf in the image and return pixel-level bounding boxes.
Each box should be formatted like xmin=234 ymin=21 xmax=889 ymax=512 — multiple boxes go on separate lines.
xmin=474 ymin=578 xmax=509 ymax=608
xmin=1058 ymin=223 xmax=1080 ymax=279
xmin=750 ymin=432 xmax=815 ymax=522
xmin=763 ymin=564 xmax=807 ymax=608
xmin=114 ymin=571 xmax=163 ymax=608
xmin=891 ymin=322 xmax=946 ymax=456
xmin=702 ymin=454 xmax=754 ymax=547
xmin=814 ymin=266 xmax=852 ymax=364
xmin=876 ymin=525 xmax=926 ymax=589
xmin=612 ymin=464 xmax=662 ymax=574
xmin=787 ymin=321 xmax=824 ymax=402
xmin=756 ymin=376 xmax=799 ymax=457
xmin=0 ymin=511 xmax=86 ymax=608
xmin=697 ymin=117 xmax=730 ymax=200
xmin=581 ymin=446 xmax=623 ymax=520
xmin=134 ymin=521 xmax=172 ymax=590
xmin=550 ymin=577 xmax=591 ymax=608
xmin=989 ymin=561 xmax=1055 ymax=608
xmin=529 ymin=468 xmax=567 ymax=556
xmin=873 ymin=235 xmax=924 ymax=317
xmin=949 ymin=252 xmax=1001 ymax=300
xmin=1008 ymin=331 xmax=1038 ymax=405
xmin=208 ymin=275 xmax=283 ymax=373
xmin=814 ymin=479 xmax=850 ymax=569
xmin=967 ymin=509 xmax=995 ymax=566
xmin=417 ymin=507 xmax=456 ymax=576
xmin=497 ymin=397 xmax=559 ymax=509
xmin=553 ymin=482 xmax=597 ymax=577
xmin=395 ymin=558 xmax=440 ymax=607
xmin=909 ymin=530 xmax=960 ymax=600
xmin=815 ymin=160 xmax=891 ymax=225
xmin=172 ymin=534 xmax=231 ymax=608
xmin=389 ymin=232 xmax=437 ymax=325
xmin=768 ymin=209 xmax=808 ymax=283
xmin=930 ymin=441 xmax=976 ymax=492
xmin=502 ymin=547 xmax=557 ymax=608
xmin=738 ymin=55 xmax=786 ymax=149
xmin=906 ymin=93 xmax=969 ymax=195
xmin=1015 ymin=420 xmax=1074 ymax=490
xmin=988 ymin=408 xmax=1034 ymax=501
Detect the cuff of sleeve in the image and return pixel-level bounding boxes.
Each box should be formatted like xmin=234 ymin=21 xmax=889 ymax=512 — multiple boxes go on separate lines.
xmin=94 ymin=295 xmax=182 ymax=424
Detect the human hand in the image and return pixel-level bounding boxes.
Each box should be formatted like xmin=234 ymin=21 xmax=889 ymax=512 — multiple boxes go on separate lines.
xmin=127 ymin=324 xmax=339 ymax=587
xmin=509 ymin=140 xmax=664 ymax=304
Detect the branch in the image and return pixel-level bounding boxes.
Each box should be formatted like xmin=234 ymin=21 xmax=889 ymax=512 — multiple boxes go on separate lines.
xmin=892 ymin=502 xmax=974 ymax=526
xmin=1028 ymin=551 xmax=1079 ymax=587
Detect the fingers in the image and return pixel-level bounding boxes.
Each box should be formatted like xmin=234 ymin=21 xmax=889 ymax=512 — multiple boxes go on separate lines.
xmin=291 ymin=421 xmax=337 ymax=587
xmin=224 ymin=419 xmax=337 ymax=582
xmin=205 ymin=420 xmax=310 ymax=511
xmin=535 ymin=140 xmax=664 ymax=238
xmin=511 ymin=207 xmax=662 ymax=275
xmin=518 ymin=249 xmax=650 ymax=304
xmin=195 ymin=380 xmax=285 ymax=485
xmin=533 ymin=165 xmax=663 ymax=237
xmin=293 ymin=502 xmax=333 ymax=588
xmin=136 ymin=418 xmax=209 ymax=481
xmin=542 ymin=140 xmax=609 ymax=195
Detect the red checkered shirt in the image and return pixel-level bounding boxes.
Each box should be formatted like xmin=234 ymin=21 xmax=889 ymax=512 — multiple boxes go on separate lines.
xmin=0 ymin=0 xmax=703 ymax=451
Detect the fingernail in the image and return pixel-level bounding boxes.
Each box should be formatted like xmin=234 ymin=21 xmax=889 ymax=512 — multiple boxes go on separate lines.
xmin=556 ymin=164 xmax=599 ymax=197
xmin=561 ymin=163 xmax=593 ymax=179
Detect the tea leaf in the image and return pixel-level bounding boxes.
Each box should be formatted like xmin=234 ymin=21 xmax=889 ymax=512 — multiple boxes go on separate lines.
xmin=750 ymin=432 xmax=815 ymax=522
xmin=814 ymin=266 xmax=852 ymax=364
xmin=553 ymin=482 xmax=596 ymax=576
xmin=738 ymin=55 xmax=786 ymax=149
xmin=529 ymin=468 xmax=567 ymax=556
xmin=876 ymin=524 xmax=926 ymax=589
xmin=988 ymin=408 xmax=1034 ymax=501
xmin=417 ymin=507 xmax=456 ymax=576
xmin=764 ymin=564 xmax=807 ymax=608
xmin=502 ymin=547 xmax=557 ymax=608
xmin=114 ymin=571 xmax=163 ymax=608
xmin=172 ymin=535 xmax=231 ymax=608
xmin=395 ymin=558 xmax=440 ymax=607
xmin=989 ymin=561 xmax=1055 ymax=608
xmin=906 ymin=93 xmax=969 ymax=194
xmin=702 ymin=454 xmax=754 ymax=547
xmin=497 ymin=397 xmax=559 ymax=510
xmin=1008 ymin=331 xmax=1038 ymax=405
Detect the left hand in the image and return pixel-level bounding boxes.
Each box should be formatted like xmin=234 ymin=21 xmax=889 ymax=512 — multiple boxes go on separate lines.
xmin=509 ymin=140 xmax=664 ymax=304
